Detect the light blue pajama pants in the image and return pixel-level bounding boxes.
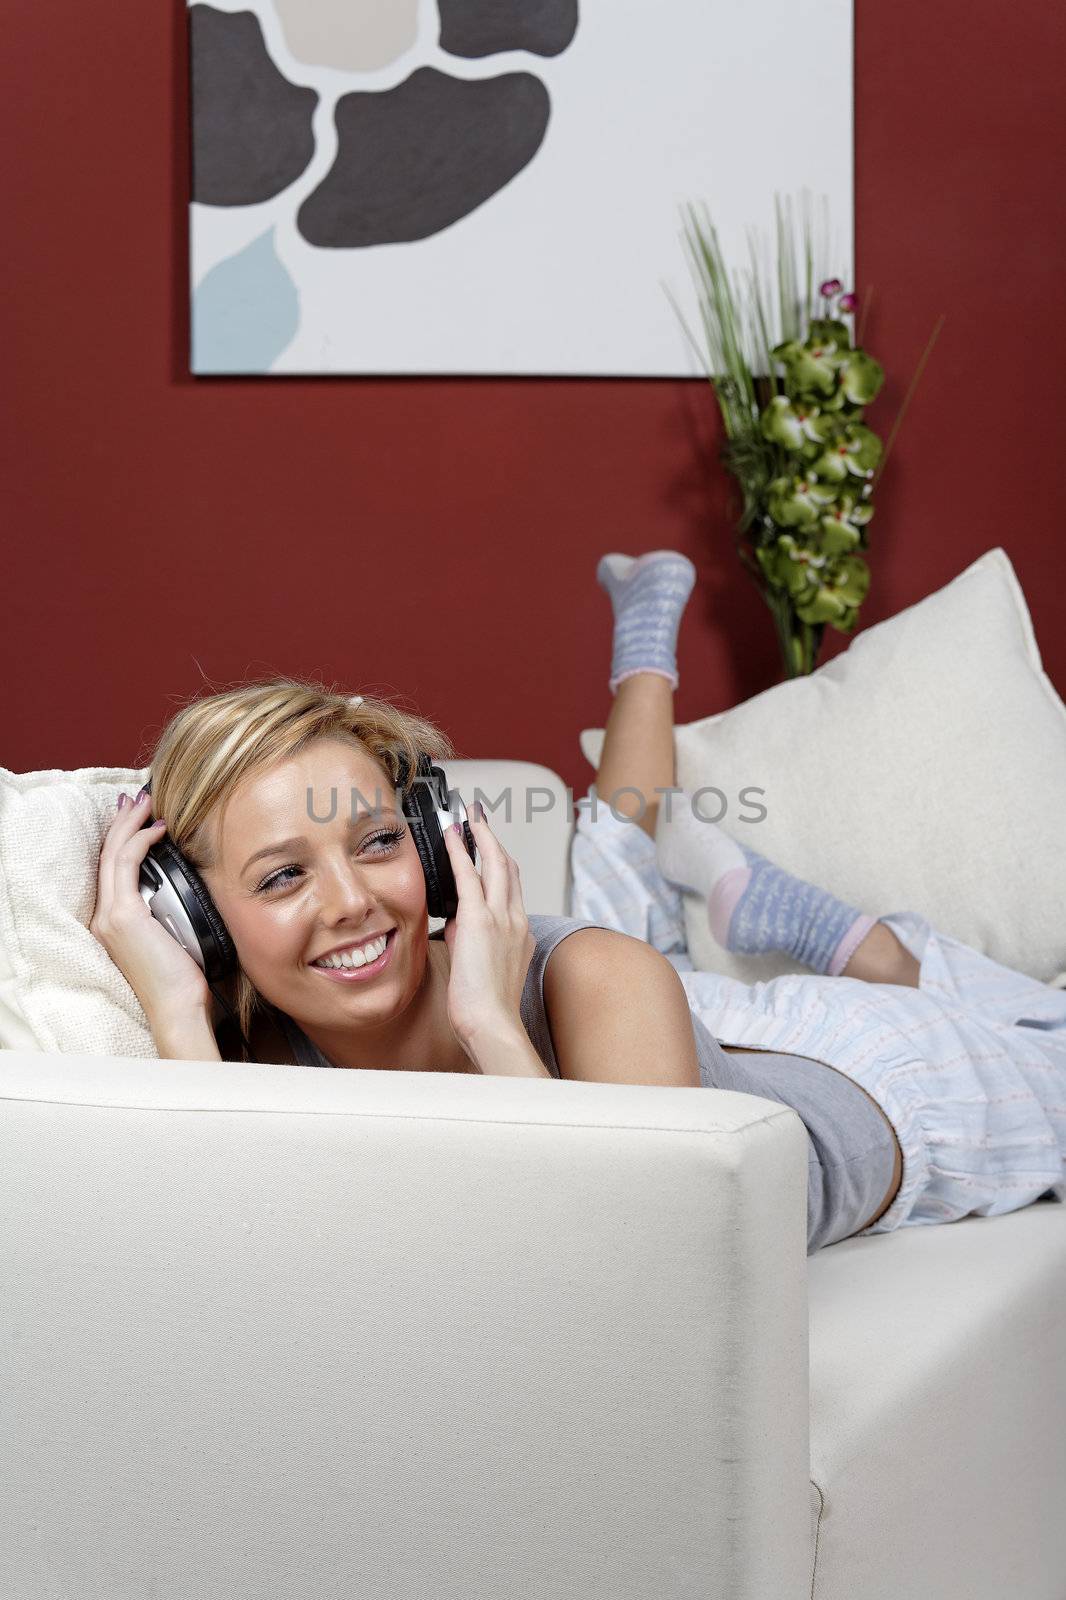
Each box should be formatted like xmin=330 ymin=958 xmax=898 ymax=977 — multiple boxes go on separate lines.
xmin=568 ymin=796 xmax=1066 ymax=1235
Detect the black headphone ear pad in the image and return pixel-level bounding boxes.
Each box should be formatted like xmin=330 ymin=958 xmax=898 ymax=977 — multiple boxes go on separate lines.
xmin=397 ymin=751 xmax=453 ymax=921
xmin=152 ymin=835 xmax=238 ymax=983
xmin=406 ymin=813 xmax=446 ymax=920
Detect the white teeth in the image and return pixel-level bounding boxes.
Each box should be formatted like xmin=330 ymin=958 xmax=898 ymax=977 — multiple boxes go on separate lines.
xmin=315 ymin=935 xmax=388 ymax=970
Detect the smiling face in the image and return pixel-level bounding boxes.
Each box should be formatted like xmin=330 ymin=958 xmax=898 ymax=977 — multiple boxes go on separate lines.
xmin=200 ymin=736 xmax=435 ymax=1049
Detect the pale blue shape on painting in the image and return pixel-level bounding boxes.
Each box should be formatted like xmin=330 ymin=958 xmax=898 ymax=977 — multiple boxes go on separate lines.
xmin=192 ymin=228 xmax=299 ymax=373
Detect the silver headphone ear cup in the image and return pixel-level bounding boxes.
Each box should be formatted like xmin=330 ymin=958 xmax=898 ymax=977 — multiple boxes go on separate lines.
xmin=145 ymin=837 xmax=238 ymax=983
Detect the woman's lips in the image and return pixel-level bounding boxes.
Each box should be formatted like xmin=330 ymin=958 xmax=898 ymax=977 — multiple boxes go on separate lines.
xmin=309 ymin=930 xmax=396 ymax=983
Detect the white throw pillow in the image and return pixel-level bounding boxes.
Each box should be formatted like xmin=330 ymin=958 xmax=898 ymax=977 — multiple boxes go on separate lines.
xmin=580 ymin=548 xmax=1066 ymax=985
xmin=0 ymin=765 xmax=155 ymax=1054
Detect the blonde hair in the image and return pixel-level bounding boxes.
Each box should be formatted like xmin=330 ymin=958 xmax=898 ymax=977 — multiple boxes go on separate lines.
xmin=141 ymin=676 xmax=455 ymax=1055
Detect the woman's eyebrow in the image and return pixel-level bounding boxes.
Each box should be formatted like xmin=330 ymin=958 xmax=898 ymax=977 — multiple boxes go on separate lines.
xmin=240 ymin=808 xmax=399 ymax=877
xmin=242 ymin=837 xmax=307 ymax=875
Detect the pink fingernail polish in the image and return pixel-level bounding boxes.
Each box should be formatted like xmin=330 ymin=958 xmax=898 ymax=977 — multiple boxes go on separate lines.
xmin=452 ymin=821 xmax=461 ymax=835
xmin=117 ymin=794 xmax=128 ymax=810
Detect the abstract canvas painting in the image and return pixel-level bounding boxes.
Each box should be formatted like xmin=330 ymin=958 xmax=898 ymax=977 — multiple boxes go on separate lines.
xmin=189 ymin=0 xmax=853 ymax=375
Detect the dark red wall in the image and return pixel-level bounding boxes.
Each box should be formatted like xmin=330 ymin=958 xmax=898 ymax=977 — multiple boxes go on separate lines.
xmin=3 ymin=2 xmax=1064 ymax=794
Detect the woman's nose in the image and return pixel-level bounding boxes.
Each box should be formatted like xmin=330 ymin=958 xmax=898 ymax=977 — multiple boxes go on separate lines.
xmin=317 ymin=861 xmax=377 ymax=920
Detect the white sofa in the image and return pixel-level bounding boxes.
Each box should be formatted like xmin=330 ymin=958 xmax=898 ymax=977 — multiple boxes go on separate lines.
xmin=3 ymin=759 xmax=1065 ymax=1600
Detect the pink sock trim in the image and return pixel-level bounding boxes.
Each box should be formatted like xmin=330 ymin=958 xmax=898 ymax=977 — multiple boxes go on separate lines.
xmin=708 ymin=867 xmax=752 ymax=946
xmin=828 ymin=914 xmax=879 ymax=977
xmin=609 ymin=666 xmax=679 ymax=693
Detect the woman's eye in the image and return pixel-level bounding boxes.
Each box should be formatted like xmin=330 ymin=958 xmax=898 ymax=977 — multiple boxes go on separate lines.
xmin=255 ymin=826 xmax=406 ymax=893
xmin=363 ymin=825 xmax=407 ymax=854
xmin=257 ymin=864 xmax=302 ymax=894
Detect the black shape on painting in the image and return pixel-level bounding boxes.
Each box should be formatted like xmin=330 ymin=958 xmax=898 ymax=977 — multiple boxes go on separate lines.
xmin=190 ymin=6 xmax=317 ymax=206
xmin=438 ymin=0 xmax=579 ymax=59
xmin=297 ymin=69 xmax=550 ymax=248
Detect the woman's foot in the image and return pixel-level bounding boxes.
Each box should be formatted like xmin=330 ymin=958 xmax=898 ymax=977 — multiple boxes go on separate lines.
xmin=596 ymin=550 xmax=697 ymax=693
xmin=656 ymin=798 xmax=876 ymax=976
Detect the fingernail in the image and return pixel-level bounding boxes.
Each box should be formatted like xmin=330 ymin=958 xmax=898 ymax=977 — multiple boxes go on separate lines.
xmin=136 ymin=785 xmax=149 ymax=802
xmin=473 ymin=801 xmax=485 ymax=822
xmin=117 ymin=793 xmax=128 ymax=810
xmin=452 ymin=821 xmax=461 ymax=835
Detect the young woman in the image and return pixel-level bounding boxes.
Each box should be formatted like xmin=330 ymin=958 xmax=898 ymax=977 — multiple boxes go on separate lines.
xmin=89 ymin=555 xmax=1066 ymax=1256
xmin=569 ymin=548 xmax=1065 ymax=1250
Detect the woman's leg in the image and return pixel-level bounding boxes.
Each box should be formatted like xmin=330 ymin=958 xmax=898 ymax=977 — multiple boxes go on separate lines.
xmin=839 ymin=922 xmax=920 ymax=987
xmin=568 ymin=550 xmax=698 ymax=956
xmin=590 ymin=549 xmax=696 ymax=840
xmin=657 ymin=795 xmax=923 ymax=985
xmin=593 ymin=672 xmax=676 ymax=841
xmin=585 ymin=548 xmax=920 ymax=985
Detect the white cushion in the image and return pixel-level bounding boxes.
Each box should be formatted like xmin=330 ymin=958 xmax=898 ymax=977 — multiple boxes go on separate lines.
xmin=0 ymin=764 xmax=153 ymax=1055
xmin=0 ymin=758 xmax=571 ymax=1056
xmin=580 ymin=548 xmax=1066 ymax=984
xmin=806 ymin=1200 xmax=1066 ymax=1598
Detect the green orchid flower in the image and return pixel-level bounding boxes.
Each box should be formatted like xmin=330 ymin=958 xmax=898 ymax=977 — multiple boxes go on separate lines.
xmin=759 ymin=539 xmax=871 ymax=632
xmin=836 ymin=486 xmax=875 ymax=528
xmin=817 ymin=507 xmax=863 ymax=555
xmin=771 ymin=339 xmax=839 ymax=397
xmin=816 ymin=383 xmax=850 ymax=415
xmin=757 ymin=535 xmax=826 ymax=602
xmin=773 ymin=320 xmax=854 ymax=397
xmin=794 ymin=553 xmax=870 ymax=629
xmin=843 ymin=422 xmax=882 ymax=473
xmin=767 ymin=473 xmax=837 ymax=529
xmin=839 ymin=350 xmax=884 ymax=406
xmin=759 ymin=394 xmax=836 ymax=453
xmin=809 ymin=422 xmax=883 ymax=483
xmin=806 ymin=318 xmax=852 ymax=354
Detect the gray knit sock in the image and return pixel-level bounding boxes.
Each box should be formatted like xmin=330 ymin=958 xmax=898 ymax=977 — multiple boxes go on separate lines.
xmin=657 ymin=795 xmax=877 ymax=976
xmin=596 ymin=550 xmax=697 ymax=692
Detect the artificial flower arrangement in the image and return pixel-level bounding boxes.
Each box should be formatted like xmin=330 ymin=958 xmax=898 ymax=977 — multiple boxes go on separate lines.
xmin=675 ymin=193 xmax=941 ymax=677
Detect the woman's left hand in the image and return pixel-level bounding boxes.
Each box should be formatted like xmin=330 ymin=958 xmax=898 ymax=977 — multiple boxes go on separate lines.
xmin=441 ymin=804 xmax=535 ymax=1058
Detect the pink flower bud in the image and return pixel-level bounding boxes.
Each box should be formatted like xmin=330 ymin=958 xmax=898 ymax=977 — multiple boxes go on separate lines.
xmin=839 ymin=291 xmax=858 ymax=313
xmin=819 ymin=278 xmax=843 ymax=297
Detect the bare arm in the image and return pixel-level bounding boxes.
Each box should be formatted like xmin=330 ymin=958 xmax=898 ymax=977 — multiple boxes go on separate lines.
xmin=462 ymin=1018 xmax=553 ymax=1078
xmin=542 ymin=929 xmax=701 ymax=1087
xmin=151 ymin=1004 xmax=222 ymax=1062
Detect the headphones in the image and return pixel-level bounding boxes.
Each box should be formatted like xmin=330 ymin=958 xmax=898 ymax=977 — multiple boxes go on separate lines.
xmin=136 ymin=751 xmax=477 ymax=991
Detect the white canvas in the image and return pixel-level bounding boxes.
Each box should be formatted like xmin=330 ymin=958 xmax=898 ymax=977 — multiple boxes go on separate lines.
xmin=189 ymin=0 xmax=853 ymax=375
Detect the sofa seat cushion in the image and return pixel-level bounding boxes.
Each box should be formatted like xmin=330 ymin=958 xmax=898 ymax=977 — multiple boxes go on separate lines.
xmin=805 ymin=1200 xmax=1066 ymax=1599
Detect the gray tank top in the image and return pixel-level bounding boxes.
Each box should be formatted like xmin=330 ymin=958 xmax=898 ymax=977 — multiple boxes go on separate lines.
xmin=277 ymin=914 xmax=897 ymax=1253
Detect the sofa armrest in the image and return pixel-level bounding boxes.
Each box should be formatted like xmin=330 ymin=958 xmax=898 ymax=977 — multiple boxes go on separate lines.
xmin=0 ymin=1050 xmax=812 ymax=1600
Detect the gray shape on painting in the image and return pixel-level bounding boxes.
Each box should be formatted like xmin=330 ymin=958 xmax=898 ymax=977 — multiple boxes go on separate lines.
xmin=297 ymin=68 xmax=550 ymax=247
xmin=190 ymin=5 xmax=318 ymax=206
xmin=438 ymin=0 xmax=578 ymax=59
xmin=192 ymin=228 xmax=299 ymax=373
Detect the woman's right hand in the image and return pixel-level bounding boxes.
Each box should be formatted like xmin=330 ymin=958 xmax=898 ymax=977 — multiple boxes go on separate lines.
xmin=89 ymin=789 xmax=214 ymax=1025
